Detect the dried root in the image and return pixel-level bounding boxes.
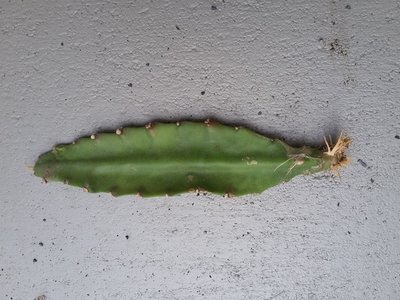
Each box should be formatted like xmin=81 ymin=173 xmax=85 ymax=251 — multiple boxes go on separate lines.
xmin=324 ymin=133 xmax=351 ymax=171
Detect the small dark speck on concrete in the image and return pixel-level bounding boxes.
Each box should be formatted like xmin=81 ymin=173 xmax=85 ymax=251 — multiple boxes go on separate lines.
xmin=347 ymin=231 xmax=351 ymax=234
xmin=128 ymin=83 xmax=133 ymax=88
xmin=258 ymin=111 xmax=262 ymax=115
xmin=175 ymin=25 xmax=180 ymax=30
xmin=211 ymin=5 xmax=217 ymax=10
xmin=337 ymin=202 xmax=340 ymax=207
xmin=357 ymin=159 xmax=367 ymax=168
xmin=146 ymin=62 xmax=150 ymax=66
xmin=330 ymin=39 xmax=347 ymax=56
xmin=395 ymin=135 xmax=400 ymax=139
xmin=42 ymin=218 xmax=46 ymax=222
xmin=125 ymin=235 xmax=129 ymax=240
xmin=345 ymin=4 xmax=351 ymax=9
xmin=39 ymin=242 xmax=44 ymax=246
xmin=33 ymin=258 xmax=37 ymax=263
xmin=370 ymin=178 xmax=374 ymax=183
xmin=201 ymin=91 xmax=205 ymax=95
xmin=61 ymin=42 xmax=64 ymax=46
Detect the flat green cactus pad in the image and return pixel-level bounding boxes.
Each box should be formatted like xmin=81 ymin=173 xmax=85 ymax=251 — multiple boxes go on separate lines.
xmin=34 ymin=121 xmax=349 ymax=197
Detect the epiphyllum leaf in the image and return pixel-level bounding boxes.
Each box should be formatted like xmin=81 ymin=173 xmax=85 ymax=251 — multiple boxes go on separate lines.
xmin=34 ymin=121 xmax=350 ymax=197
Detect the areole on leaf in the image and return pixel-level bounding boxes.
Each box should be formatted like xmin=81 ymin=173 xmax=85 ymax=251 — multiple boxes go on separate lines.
xmin=33 ymin=120 xmax=350 ymax=197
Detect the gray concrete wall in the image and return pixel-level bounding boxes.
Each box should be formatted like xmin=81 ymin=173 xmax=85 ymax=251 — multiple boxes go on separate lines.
xmin=1 ymin=0 xmax=399 ymax=299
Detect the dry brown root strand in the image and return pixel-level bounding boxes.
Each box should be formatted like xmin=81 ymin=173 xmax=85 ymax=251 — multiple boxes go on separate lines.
xmin=324 ymin=132 xmax=351 ymax=172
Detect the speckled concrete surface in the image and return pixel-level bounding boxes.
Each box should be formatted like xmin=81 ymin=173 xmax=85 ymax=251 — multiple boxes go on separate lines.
xmin=1 ymin=1 xmax=399 ymax=299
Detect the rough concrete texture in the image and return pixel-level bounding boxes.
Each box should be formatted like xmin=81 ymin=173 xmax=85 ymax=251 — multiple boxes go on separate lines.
xmin=1 ymin=0 xmax=399 ymax=299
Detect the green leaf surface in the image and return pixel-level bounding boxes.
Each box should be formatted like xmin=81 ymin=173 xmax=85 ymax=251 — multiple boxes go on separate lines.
xmin=34 ymin=122 xmax=329 ymax=196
